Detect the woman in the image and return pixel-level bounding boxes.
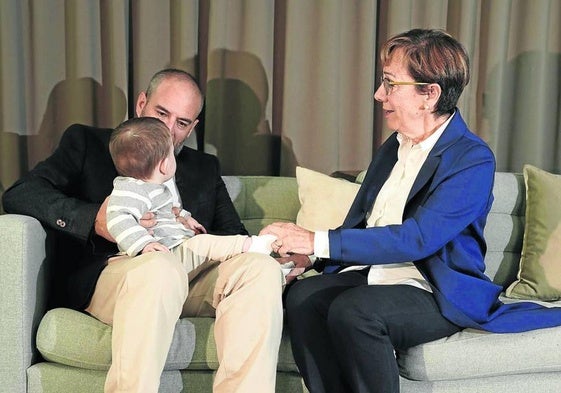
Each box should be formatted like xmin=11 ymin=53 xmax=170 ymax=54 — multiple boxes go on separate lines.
xmin=261 ymin=29 xmax=561 ymax=393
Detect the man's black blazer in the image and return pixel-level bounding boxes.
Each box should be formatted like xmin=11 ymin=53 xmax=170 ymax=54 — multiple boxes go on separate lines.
xmin=2 ymin=124 xmax=247 ymax=310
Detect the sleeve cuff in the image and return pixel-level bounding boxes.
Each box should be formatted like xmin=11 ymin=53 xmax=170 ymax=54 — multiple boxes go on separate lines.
xmin=314 ymin=230 xmax=330 ymax=258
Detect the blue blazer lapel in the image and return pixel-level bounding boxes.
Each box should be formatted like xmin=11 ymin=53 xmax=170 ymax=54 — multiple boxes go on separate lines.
xmin=406 ymin=112 xmax=467 ymax=205
xmin=342 ymin=135 xmax=398 ymax=229
xmin=407 ymin=156 xmax=439 ymax=205
xmin=364 ymin=155 xmax=397 ymax=208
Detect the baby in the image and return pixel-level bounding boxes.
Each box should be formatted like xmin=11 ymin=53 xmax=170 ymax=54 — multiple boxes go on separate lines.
xmin=106 ymin=117 xmax=276 ymax=265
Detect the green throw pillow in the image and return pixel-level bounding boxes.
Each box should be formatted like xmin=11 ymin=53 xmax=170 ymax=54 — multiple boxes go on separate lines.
xmin=505 ymin=165 xmax=561 ymax=301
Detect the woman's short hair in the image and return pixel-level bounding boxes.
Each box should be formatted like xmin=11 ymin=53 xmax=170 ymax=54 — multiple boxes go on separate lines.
xmin=109 ymin=117 xmax=172 ymax=180
xmin=380 ymin=29 xmax=470 ymax=116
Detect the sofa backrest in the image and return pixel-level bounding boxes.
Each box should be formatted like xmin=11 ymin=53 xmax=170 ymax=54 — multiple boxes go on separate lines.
xmin=484 ymin=172 xmax=525 ymax=288
xmin=223 ymin=176 xmax=300 ymax=236
xmin=223 ymin=172 xmax=526 ymax=290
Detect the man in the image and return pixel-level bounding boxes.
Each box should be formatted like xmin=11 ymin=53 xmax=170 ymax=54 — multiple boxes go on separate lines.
xmin=2 ymin=69 xmax=284 ymax=393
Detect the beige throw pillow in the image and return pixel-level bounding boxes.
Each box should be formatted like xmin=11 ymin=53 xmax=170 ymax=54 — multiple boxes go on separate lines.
xmin=505 ymin=165 xmax=561 ymax=301
xmin=296 ymin=166 xmax=361 ymax=231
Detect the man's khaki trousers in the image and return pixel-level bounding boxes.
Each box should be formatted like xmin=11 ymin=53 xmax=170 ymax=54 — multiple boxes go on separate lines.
xmin=86 ymin=234 xmax=284 ymax=393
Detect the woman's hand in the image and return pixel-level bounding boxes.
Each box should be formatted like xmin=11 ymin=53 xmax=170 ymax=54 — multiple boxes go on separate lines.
xmin=260 ymin=222 xmax=315 ymax=256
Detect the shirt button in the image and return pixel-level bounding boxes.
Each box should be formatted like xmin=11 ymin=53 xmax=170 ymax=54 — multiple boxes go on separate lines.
xmin=56 ymin=219 xmax=67 ymax=228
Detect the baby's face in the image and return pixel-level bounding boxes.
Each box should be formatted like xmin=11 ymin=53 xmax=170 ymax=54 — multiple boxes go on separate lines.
xmin=163 ymin=142 xmax=177 ymax=181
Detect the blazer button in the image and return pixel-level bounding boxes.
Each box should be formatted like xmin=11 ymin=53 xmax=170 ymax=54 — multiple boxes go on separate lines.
xmin=56 ymin=219 xmax=67 ymax=228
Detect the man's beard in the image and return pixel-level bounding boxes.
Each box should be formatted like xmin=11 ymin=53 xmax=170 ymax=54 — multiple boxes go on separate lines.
xmin=174 ymin=141 xmax=185 ymax=156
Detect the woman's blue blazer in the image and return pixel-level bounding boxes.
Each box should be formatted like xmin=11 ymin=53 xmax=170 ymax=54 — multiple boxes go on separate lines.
xmin=326 ymin=111 xmax=561 ymax=333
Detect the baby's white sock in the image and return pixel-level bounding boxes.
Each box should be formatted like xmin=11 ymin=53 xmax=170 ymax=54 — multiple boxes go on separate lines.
xmin=247 ymin=234 xmax=277 ymax=254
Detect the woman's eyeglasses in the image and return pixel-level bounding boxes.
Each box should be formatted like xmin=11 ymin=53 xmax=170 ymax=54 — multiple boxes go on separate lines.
xmin=380 ymin=76 xmax=429 ymax=95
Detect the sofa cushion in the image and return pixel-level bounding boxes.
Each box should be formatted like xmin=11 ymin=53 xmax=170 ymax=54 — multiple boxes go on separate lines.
xmin=27 ymin=362 xmax=308 ymax=393
xmin=36 ymin=308 xmax=299 ymax=373
xmin=295 ymin=166 xmax=360 ymax=231
xmin=398 ymin=324 xmax=561 ymax=381
xmin=36 ymin=308 xmax=195 ymax=371
xmin=483 ymin=172 xmax=525 ymax=287
xmin=223 ymin=176 xmax=300 ymax=235
xmin=506 ymin=165 xmax=561 ymax=300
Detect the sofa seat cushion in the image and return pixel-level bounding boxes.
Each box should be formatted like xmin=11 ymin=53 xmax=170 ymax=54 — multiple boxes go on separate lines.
xmin=27 ymin=362 xmax=308 ymax=393
xmin=398 ymin=324 xmax=561 ymax=381
xmin=37 ymin=308 xmax=298 ymax=373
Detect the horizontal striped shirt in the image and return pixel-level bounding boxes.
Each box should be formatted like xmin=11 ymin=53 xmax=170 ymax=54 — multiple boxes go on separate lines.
xmin=107 ymin=176 xmax=194 ymax=256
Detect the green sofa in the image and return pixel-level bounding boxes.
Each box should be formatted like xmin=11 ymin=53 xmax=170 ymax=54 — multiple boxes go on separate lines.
xmin=2 ymin=173 xmax=561 ymax=393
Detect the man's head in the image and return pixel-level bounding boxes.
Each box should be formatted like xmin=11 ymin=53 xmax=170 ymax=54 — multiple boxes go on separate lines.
xmin=136 ymin=69 xmax=203 ymax=153
xmin=109 ymin=117 xmax=175 ymax=181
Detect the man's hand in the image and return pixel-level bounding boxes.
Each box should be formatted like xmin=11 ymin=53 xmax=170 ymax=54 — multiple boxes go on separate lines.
xmin=260 ymin=222 xmax=315 ymax=256
xmin=96 ymin=197 xmax=157 ymax=242
xmin=139 ymin=211 xmax=157 ymax=232
xmin=95 ymin=197 xmax=115 ymax=242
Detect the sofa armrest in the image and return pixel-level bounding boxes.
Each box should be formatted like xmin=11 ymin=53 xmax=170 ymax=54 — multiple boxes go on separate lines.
xmin=0 ymin=214 xmax=49 ymax=393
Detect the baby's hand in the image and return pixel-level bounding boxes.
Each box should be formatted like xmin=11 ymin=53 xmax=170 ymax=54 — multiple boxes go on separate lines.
xmin=185 ymin=216 xmax=207 ymax=234
xmin=142 ymin=242 xmax=170 ymax=254
xmin=172 ymin=207 xmax=207 ymax=234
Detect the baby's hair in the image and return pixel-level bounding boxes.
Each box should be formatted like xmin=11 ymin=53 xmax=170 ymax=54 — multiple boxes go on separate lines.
xmin=109 ymin=117 xmax=173 ymax=180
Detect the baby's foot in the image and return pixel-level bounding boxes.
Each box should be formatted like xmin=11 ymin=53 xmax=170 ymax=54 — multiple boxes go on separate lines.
xmin=247 ymin=234 xmax=277 ymax=254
